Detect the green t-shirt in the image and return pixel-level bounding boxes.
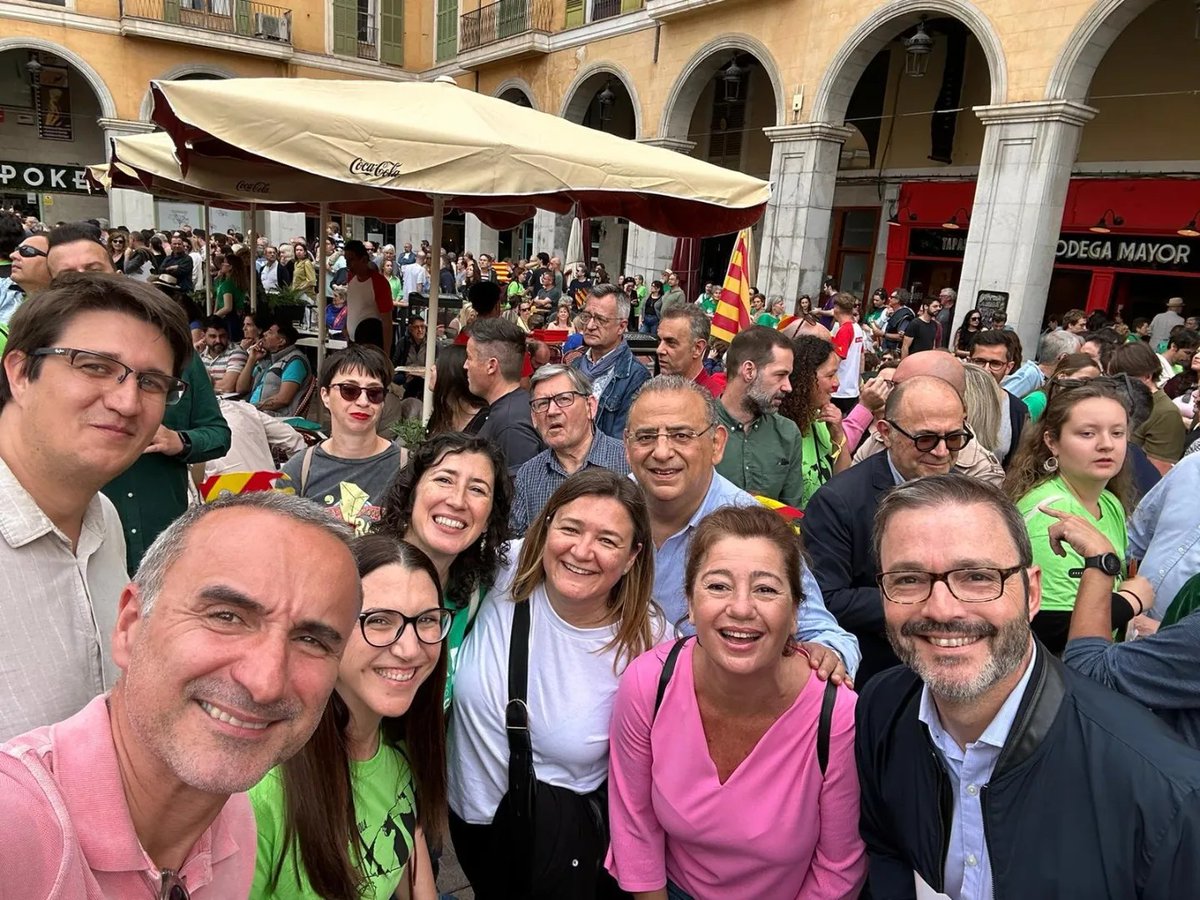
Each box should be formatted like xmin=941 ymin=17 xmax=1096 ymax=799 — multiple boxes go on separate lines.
xmin=799 ymin=420 xmax=835 ymax=510
xmin=1023 ymin=390 xmax=1049 ymax=422
xmin=1016 ymin=475 xmax=1126 ymax=612
xmin=249 ymin=737 xmax=417 ymax=899
xmin=215 ymin=277 xmax=247 ymax=313
xmin=699 ymin=296 xmax=717 ymax=316
xmin=755 ymin=312 xmax=780 ymax=328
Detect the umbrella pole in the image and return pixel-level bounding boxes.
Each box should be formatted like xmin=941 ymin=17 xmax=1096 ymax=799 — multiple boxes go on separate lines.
xmin=203 ymin=203 xmax=213 ymax=315
xmin=249 ymin=202 xmax=258 ymax=314
xmin=422 ymin=196 xmax=444 ymax=424
xmin=317 ymin=202 xmax=329 ymax=374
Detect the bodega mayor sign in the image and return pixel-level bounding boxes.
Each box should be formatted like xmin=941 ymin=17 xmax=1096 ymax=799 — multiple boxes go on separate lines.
xmin=0 ymin=161 xmax=93 ymax=195
xmin=1056 ymin=234 xmax=1200 ymax=272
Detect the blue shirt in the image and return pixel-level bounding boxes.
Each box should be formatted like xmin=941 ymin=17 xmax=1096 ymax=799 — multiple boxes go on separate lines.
xmin=1129 ymin=452 xmax=1200 ymax=619
xmin=918 ymin=645 xmax=1037 ymax=900
xmin=999 ymin=360 xmax=1045 ymax=399
xmin=642 ymin=470 xmax=861 ymax=677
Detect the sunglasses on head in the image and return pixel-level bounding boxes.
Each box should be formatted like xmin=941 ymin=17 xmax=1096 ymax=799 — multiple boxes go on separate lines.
xmin=330 ymin=382 xmax=386 ymax=404
xmin=16 ymin=244 xmax=48 ymax=258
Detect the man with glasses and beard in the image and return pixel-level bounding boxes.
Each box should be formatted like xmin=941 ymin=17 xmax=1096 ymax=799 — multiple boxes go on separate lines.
xmin=714 ymin=326 xmax=807 ymax=508
xmin=856 ymin=475 xmax=1200 ymax=900
xmin=571 ymin=284 xmax=650 ymax=438
xmin=805 ymin=376 xmax=971 ymax=685
xmin=508 ymin=364 xmax=630 ymax=536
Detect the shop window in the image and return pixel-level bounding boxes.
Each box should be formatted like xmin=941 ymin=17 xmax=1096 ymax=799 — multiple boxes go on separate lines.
xmin=827 ymin=208 xmax=879 ymax=298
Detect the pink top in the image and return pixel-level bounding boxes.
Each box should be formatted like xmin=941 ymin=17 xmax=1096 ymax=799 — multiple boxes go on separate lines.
xmin=839 ymin=403 xmax=875 ymax=453
xmin=607 ymin=640 xmax=866 ymax=899
xmin=0 ymin=694 xmax=256 ymax=899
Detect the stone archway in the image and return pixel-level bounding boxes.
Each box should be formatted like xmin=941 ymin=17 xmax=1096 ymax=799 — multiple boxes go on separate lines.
xmin=809 ymin=0 xmax=1007 ymax=126
xmin=493 ymin=78 xmax=538 ymax=110
xmin=559 ymin=62 xmax=642 ymax=138
xmin=139 ymin=65 xmax=236 ymax=121
xmin=0 ymin=37 xmax=117 ymax=120
xmin=659 ymin=33 xmax=785 ymax=142
xmin=1046 ymin=0 xmax=1158 ymax=101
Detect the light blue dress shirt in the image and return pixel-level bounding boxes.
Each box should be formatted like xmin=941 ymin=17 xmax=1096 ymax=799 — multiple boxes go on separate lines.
xmin=999 ymin=360 xmax=1045 ymax=399
xmin=643 ymin=471 xmax=862 ymax=677
xmin=1128 ymin=452 xmax=1200 ymax=620
xmin=918 ymin=646 xmax=1037 ymax=900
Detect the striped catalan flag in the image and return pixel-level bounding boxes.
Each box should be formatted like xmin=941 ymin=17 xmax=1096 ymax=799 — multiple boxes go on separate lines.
xmin=709 ymin=229 xmax=753 ymax=344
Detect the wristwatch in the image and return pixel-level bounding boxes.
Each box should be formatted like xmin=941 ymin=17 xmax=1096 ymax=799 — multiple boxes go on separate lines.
xmin=1071 ymin=552 xmax=1121 ymax=578
xmin=174 ymin=430 xmax=193 ymax=460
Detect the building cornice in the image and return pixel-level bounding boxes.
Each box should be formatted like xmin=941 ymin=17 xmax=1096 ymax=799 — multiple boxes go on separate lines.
xmin=973 ymin=100 xmax=1097 ymax=128
xmin=764 ymin=123 xmax=855 ymax=145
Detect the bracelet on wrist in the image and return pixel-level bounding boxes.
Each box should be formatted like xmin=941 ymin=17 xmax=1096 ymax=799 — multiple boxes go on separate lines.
xmin=1118 ymin=588 xmax=1145 ymax=617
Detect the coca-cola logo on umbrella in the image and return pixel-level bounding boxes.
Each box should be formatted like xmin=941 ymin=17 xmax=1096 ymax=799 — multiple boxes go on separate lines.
xmin=236 ymin=181 xmax=271 ymax=193
xmin=349 ymin=157 xmax=403 ymax=179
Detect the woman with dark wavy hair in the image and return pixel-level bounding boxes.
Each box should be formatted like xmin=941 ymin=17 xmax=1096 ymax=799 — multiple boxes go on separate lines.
xmin=778 ymin=335 xmax=852 ymax=508
xmin=379 ymin=432 xmax=512 ymax=701
xmin=249 ymin=535 xmax=449 ymax=900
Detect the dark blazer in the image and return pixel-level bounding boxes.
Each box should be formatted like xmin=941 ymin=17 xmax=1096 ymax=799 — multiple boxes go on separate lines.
xmin=857 ymin=647 xmax=1200 ymax=899
xmin=1003 ymin=389 xmax=1028 ymax=468
xmin=802 ymin=451 xmax=899 ymax=685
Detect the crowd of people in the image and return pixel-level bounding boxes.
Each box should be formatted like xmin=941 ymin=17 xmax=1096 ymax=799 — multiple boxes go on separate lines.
xmin=3 ymin=206 xmax=1200 ymax=900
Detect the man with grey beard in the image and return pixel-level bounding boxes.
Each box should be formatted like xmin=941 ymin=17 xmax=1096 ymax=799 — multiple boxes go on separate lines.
xmin=855 ymin=475 xmax=1200 ymax=900
xmin=714 ymin=326 xmax=806 ymax=507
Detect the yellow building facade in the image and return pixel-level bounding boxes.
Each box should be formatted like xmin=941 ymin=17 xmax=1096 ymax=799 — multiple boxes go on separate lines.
xmin=2 ymin=0 xmax=1198 ymax=340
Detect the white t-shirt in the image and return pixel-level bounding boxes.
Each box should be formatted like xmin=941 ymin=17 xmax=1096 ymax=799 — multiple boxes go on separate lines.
xmin=448 ymin=545 xmax=663 ymax=824
xmin=345 ymin=273 xmax=381 ymax=339
xmin=832 ymin=321 xmax=865 ymax=399
xmin=401 ymin=262 xmax=429 ymax=298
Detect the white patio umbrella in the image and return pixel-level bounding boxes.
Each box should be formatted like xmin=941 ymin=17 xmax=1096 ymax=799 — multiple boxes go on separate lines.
xmin=148 ymin=76 xmax=772 ymax=418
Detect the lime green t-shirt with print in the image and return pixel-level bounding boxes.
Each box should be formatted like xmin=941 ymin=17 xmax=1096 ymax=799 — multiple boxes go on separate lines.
xmin=249 ymin=737 xmax=417 ymax=899
xmin=1016 ymin=475 xmax=1126 ymax=613
xmin=799 ymin=421 xmax=835 ymax=510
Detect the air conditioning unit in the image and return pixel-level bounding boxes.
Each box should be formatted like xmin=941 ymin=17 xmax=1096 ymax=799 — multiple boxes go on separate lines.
xmin=254 ymin=12 xmax=289 ymax=41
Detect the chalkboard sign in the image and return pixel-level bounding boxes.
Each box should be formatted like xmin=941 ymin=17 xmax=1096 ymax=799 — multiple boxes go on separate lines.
xmin=975 ymin=291 xmax=1008 ymax=328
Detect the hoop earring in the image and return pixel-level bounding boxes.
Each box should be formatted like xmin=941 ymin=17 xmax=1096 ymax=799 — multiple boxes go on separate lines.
xmin=1043 ymin=456 xmax=1059 ymax=474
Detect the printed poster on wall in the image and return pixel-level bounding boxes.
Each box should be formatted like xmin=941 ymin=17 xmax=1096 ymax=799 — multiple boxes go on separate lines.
xmin=37 ymin=66 xmax=72 ymax=142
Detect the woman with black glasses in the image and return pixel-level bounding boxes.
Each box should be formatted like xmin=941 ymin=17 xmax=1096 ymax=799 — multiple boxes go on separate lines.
xmin=282 ymin=344 xmax=405 ymax=534
xmin=249 ymin=534 xmax=448 ymax=900
xmin=951 ymin=307 xmax=984 ymax=359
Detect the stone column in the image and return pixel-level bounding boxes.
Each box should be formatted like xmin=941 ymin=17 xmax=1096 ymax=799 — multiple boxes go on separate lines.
xmin=394 ymin=217 xmax=433 ymax=252
xmin=262 ymin=211 xmax=306 ymax=246
xmin=956 ymin=101 xmax=1096 ymax=356
xmin=532 ymin=209 xmax=571 ymax=260
xmin=464 ymin=214 xmax=499 ymax=259
xmin=757 ymin=123 xmax=853 ymax=303
xmin=100 ymin=117 xmax=157 ymax=230
xmin=624 ymin=138 xmax=697 ymax=283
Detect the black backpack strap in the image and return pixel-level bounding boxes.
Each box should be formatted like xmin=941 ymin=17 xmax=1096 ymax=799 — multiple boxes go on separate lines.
xmin=817 ymin=678 xmax=838 ymax=777
xmin=653 ymin=636 xmax=693 ymax=722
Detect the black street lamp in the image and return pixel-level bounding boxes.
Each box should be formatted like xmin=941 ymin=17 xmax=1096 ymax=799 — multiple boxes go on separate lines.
xmin=904 ymin=19 xmax=935 ymax=77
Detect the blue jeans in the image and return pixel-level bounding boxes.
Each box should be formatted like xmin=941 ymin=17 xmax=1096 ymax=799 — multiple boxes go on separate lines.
xmin=667 ymin=881 xmax=694 ymax=900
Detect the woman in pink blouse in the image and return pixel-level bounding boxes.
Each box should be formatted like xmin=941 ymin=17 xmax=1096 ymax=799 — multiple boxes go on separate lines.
xmin=607 ymin=505 xmax=867 ymax=899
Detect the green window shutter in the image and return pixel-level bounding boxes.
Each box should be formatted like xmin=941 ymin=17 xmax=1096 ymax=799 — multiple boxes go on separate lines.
xmin=436 ymin=0 xmax=457 ymax=61
xmin=234 ymin=0 xmax=251 ymax=35
xmin=332 ymin=0 xmax=357 ymax=55
xmin=565 ymin=0 xmax=583 ymax=27
xmin=163 ymin=0 xmax=179 ymax=24
xmin=379 ymin=0 xmax=403 ymax=64
xmin=619 ymin=0 xmax=641 ymax=10
xmin=497 ymin=0 xmax=523 ymax=37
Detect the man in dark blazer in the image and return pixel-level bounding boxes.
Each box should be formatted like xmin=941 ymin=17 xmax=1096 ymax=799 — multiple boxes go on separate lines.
xmin=804 ymin=375 xmax=970 ymax=685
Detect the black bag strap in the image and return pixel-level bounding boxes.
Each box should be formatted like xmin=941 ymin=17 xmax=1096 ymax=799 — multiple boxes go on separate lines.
xmin=505 ymin=599 xmax=535 ymax=893
xmin=653 ymin=636 xmax=692 ymax=722
xmin=817 ymin=678 xmax=838 ymax=778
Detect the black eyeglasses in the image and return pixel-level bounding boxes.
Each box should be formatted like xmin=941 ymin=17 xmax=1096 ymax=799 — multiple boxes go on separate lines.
xmin=359 ymin=608 xmax=454 ymax=647
xmin=885 ymin=420 xmax=972 ymax=453
xmin=32 ymin=348 xmax=187 ymax=405
xmin=330 ymin=382 xmax=386 ymax=404
xmin=877 ymin=565 xmax=1026 ymax=604
xmin=530 ymin=390 xmax=587 ymax=413
xmin=159 ymin=869 xmax=190 ymax=900
xmin=16 ymin=244 xmax=48 ymax=259
xmin=1047 ymin=372 xmax=1133 ymax=402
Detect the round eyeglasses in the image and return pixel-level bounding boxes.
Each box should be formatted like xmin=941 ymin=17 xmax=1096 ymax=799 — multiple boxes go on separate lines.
xmin=358 ymin=608 xmax=454 ymax=647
